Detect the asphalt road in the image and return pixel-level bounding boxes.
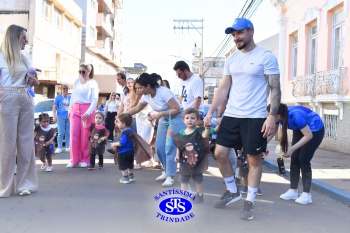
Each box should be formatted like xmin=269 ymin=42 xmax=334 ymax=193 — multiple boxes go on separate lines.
xmin=1 ymin=151 xmax=349 ymax=233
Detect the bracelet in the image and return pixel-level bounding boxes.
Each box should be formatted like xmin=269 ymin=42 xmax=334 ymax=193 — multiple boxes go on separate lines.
xmin=217 ymin=115 xmax=222 ymax=118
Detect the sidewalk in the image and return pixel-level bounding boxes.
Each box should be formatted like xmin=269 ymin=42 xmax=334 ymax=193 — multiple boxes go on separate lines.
xmin=264 ymin=140 xmax=350 ymax=204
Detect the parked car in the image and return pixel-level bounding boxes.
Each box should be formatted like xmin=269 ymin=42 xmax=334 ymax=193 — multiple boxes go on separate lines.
xmin=34 ymin=99 xmax=56 ymax=127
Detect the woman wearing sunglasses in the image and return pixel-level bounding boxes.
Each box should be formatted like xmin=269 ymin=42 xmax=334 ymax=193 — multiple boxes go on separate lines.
xmin=0 ymin=25 xmax=39 ymax=197
xmin=67 ymin=63 xmax=99 ymax=168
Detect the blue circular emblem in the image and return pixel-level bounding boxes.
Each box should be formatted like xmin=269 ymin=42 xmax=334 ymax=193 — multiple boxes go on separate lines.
xmin=159 ymin=197 xmax=192 ymax=215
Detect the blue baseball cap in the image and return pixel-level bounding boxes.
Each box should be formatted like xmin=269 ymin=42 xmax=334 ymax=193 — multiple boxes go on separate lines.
xmin=225 ymin=18 xmax=254 ymax=34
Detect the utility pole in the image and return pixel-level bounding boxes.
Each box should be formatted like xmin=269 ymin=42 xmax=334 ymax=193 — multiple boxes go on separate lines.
xmin=173 ymin=19 xmax=204 ymax=81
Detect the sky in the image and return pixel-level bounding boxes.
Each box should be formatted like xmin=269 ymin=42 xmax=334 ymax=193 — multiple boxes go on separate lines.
xmin=121 ymin=0 xmax=280 ymax=93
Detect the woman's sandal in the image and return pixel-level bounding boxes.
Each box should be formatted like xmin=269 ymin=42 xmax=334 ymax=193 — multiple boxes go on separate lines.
xmin=134 ymin=164 xmax=142 ymax=170
xmin=145 ymin=162 xmax=153 ymax=168
xmin=18 ymin=190 xmax=31 ymax=196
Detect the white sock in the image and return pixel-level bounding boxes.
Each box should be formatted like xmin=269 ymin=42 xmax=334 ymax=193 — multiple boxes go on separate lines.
xmin=224 ymin=176 xmax=237 ymax=193
xmin=246 ymin=186 xmax=258 ymax=203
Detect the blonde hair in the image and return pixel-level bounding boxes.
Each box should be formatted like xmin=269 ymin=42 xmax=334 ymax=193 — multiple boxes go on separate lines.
xmin=80 ymin=62 xmax=94 ymax=79
xmin=0 ymin=25 xmax=27 ymax=77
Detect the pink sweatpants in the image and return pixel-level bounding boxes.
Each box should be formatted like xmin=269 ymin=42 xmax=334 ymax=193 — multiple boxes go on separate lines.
xmin=69 ymin=103 xmax=95 ymax=165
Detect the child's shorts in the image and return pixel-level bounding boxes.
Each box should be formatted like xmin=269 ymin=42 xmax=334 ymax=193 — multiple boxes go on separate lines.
xmin=180 ymin=173 xmax=203 ymax=183
xmin=118 ymin=150 xmax=134 ymax=170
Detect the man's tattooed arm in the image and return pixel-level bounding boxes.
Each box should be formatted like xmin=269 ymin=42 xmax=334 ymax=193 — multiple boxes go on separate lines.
xmin=266 ymin=74 xmax=281 ymax=116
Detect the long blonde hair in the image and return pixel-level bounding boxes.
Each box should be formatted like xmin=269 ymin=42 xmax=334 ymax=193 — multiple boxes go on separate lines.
xmin=0 ymin=25 xmax=27 ymax=77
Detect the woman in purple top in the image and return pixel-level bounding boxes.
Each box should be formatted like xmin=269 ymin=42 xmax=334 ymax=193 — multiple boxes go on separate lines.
xmin=267 ymin=103 xmax=324 ymax=205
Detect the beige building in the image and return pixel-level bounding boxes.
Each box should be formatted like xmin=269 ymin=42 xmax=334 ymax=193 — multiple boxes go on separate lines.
xmin=74 ymin=0 xmax=124 ymax=98
xmin=0 ymin=0 xmax=84 ymax=98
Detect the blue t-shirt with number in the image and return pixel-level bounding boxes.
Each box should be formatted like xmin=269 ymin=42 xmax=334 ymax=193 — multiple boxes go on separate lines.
xmin=54 ymin=94 xmax=71 ymax=117
xmin=287 ymin=106 xmax=323 ymax=132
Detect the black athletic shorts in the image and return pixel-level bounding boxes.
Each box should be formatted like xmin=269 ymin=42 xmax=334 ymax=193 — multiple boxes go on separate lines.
xmin=215 ymin=116 xmax=267 ymax=155
xmin=118 ymin=150 xmax=134 ymax=170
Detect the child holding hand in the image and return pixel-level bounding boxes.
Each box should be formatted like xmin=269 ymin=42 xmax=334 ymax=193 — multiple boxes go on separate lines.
xmin=34 ymin=113 xmax=56 ymax=172
xmin=173 ymin=108 xmax=210 ymax=203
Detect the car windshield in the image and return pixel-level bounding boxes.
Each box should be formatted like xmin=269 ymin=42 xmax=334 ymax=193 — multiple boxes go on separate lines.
xmin=34 ymin=101 xmax=53 ymax=112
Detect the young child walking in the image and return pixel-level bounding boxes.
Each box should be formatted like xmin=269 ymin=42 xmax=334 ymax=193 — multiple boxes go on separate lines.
xmin=110 ymin=113 xmax=135 ymax=184
xmin=34 ymin=113 xmax=56 ymax=172
xmin=173 ymin=108 xmax=210 ymax=203
xmin=88 ymin=112 xmax=109 ymax=170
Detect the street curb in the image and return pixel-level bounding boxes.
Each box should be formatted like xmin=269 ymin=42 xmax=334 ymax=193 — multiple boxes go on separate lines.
xmin=263 ymin=159 xmax=350 ymax=205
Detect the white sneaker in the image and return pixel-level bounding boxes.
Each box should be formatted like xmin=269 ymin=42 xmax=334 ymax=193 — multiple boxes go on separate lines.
xmin=155 ymin=172 xmax=167 ymax=181
xmin=280 ymin=189 xmax=298 ymax=200
xmin=65 ymin=147 xmax=70 ymax=152
xmin=80 ymin=162 xmax=88 ymax=168
xmin=55 ymin=148 xmax=63 ymax=154
xmin=41 ymin=163 xmax=47 ymax=170
xmin=66 ymin=163 xmax=74 ymax=168
xmin=162 ymin=177 xmax=174 ymax=187
xmin=46 ymin=166 xmax=53 ymax=172
xmin=295 ymin=192 xmax=312 ymax=204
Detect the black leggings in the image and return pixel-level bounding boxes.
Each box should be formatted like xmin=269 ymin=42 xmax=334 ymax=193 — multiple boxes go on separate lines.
xmin=106 ymin=112 xmax=117 ymax=140
xmin=290 ymin=127 xmax=324 ymax=192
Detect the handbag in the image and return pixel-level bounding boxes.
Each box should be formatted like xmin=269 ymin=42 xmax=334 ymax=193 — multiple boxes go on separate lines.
xmin=165 ymin=110 xmax=173 ymax=147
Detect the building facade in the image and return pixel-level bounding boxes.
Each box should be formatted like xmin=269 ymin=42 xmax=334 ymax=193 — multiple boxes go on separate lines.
xmin=272 ymin=0 xmax=350 ymax=153
xmin=74 ymin=0 xmax=124 ymax=96
xmin=0 ymin=0 xmax=84 ymax=98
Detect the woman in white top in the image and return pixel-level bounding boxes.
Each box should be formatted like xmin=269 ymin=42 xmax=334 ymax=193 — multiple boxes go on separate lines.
xmin=0 ymin=25 xmax=39 ymax=197
xmin=127 ymin=73 xmax=185 ymax=187
xmin=104 ymin=92 xmax=120 ymax=141
xmin=118 ymin=78 xmax=137 ymax=132
xmin=67 ymin=63 xmax=99 ymax=168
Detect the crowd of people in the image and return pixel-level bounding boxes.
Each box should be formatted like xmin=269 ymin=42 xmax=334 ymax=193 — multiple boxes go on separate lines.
xmin=0 ymin=19 xmax=325 ymax=221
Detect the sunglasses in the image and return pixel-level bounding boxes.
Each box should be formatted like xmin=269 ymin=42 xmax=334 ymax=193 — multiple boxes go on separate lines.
xmin=79 ymin=70 xmax=87 ymax=75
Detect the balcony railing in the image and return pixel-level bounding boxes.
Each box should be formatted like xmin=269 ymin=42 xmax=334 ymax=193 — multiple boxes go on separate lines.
xmin=292 ymin=67 xmax=348 ymax=97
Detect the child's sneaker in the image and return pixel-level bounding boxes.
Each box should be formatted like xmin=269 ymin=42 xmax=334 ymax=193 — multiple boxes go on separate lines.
xmin=46 ymin=166 xmax=53 ymax=172
xmin=240 ymin=186 xmax=248 ymax=194
xmin=119 ymin=177 xmax=130 ymax=184
xmin=98 ymin=164 xmax=103 ymax=169
xmin=256 ymin=188 xmax=263 ymax=196
xmin=194 ymin=192 xmax=204 ymax=203
xmin=128 ymin=174 xmax=135 ymax=182
xmin=65 ymin=147 xmax=70 ymax=152
xmin=41 ymin=163 xmax=47 ymax=170
xmin=88 ymin=166 xmax=95 ymax=170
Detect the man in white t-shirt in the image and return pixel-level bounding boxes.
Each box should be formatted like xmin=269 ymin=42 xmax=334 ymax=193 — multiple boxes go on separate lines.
xmin=173 ymin=61 xmax=204 ymax=112
xmin=116 ymin=72 xmax=126 ymax=115
xmin=205 ymin=18 xmax=281 ymax=220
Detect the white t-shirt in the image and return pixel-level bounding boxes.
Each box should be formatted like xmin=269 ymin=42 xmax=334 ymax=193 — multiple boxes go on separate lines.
xmin=0 ymin=52 xmax=30 ymax=87
xmin=224 ymin=46 xmax=279 ymax=118
xmin=140 ymin=86 xmax=180 ymax=112
xmin=69 ymin=78 xmax=99 ymax=115
xmin=179 ymin=73 xmax=204 ymax=112
xmin=105 ymin=100 xmax=119 ymax=112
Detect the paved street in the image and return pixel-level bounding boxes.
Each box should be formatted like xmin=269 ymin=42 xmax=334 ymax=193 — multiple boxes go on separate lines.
xmin=1 ymin=149 xmax=349 ymax=233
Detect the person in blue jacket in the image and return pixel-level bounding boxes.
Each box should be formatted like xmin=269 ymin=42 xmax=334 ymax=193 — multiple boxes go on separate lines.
xmin=267 ymin=103 xmax=324 ymax=205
